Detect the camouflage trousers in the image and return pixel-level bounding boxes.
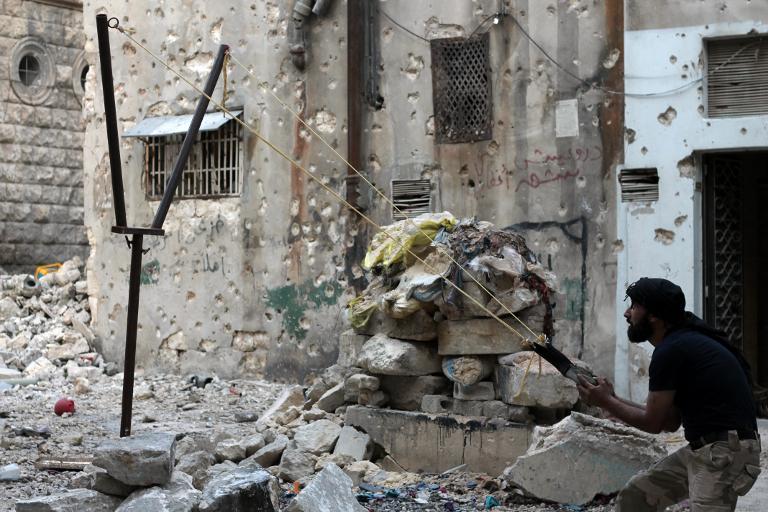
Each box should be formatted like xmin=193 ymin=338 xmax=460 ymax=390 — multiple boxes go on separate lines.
xmin=615 ymin=432 xmax=761 ymax=512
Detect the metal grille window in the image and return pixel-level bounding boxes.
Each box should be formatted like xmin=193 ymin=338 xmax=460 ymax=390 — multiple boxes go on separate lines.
xmin=392 ymin=179 xmax=432 ymax=220
xmin=619 ymin=168 xmax=659 ymax=202
xmin=430 ymin=32 xmax=492 ymax=144
xmin=707 ymin=35 xmax=768 ymax=118
xmin=125 ymin=111 xmax=243 ymax=199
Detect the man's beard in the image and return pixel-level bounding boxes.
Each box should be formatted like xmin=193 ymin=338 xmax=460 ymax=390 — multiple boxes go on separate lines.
xmin=627 ymin=316 xmax=653 ymax=343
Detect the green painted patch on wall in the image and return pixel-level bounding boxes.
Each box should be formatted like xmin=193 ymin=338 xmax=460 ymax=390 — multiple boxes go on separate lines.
xmin=561 ymin=277 xmax=584 ymax=322
xmin=266 ymin=280 xmax=344 ymax=340
xmin=141 ymin=259 xmax=160 ymax=286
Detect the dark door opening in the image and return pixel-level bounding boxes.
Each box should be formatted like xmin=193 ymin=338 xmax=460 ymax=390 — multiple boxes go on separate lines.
xmin=703 ymin=152 xmax=768 ymax=412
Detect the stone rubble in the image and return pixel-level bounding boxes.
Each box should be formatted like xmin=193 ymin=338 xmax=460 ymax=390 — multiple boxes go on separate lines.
xmin=0 ymin=239 xmax=662 ymax=511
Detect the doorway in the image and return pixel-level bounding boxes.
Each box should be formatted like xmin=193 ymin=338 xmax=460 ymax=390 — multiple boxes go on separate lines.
xmin=703 ymin=152 xmax=768 ymax=397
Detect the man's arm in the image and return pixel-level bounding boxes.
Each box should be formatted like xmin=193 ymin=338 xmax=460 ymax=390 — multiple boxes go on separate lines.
xmin=578 ymin=377 xmax=678 ymax=434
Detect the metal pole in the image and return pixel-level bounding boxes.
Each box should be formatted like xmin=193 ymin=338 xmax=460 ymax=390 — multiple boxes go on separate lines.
xmin=151 ymin=44 xmax=229 ymax=229
xmin=96 ymin=14 xmax=128 ymax=228
xmin=120 ymin=233 xmax=144 ymax=437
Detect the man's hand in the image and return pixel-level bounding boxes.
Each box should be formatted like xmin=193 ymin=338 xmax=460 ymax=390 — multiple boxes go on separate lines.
xmin=577 ymin=376 xmax=614 ymax=407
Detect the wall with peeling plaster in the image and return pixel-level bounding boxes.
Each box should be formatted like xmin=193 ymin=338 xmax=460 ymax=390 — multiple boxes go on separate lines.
xmin=617 ymin=1 xmax=768 ymax=400
xmin=82 ymin=0 xmax=352 ymax=381
xmin=82 ymin=0 xmax=625 ymax=382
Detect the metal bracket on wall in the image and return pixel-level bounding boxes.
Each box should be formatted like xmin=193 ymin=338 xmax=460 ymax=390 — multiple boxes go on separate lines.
xmin=95 ymin=14 xmax=228 ymax=437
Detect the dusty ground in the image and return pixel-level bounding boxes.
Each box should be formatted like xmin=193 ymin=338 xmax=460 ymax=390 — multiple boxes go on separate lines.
xmin=0 ymin=370 xmax=620 ymax=512
xmin=3 ymin=369 xmax=763 ymax=511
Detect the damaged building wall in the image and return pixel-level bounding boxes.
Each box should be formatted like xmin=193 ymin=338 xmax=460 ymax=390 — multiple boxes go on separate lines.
xmin=83 ymin=0 xmax=623 ymax=381
xmin=82 ymin=0 xmax=352 ymax=381
xmin=617 ymin=1 xmax=768 ymax=400
xmin=365 ymin=0 xmax=621 ymax=377
xmin=0 ymin=0 xmax=89 ymax=274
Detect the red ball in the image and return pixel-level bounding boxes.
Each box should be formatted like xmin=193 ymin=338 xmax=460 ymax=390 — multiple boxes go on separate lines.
xmin=54 ymin=397 xmax=75 ymax=416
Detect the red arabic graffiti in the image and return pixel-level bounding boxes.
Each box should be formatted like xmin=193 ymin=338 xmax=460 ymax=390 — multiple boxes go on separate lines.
xmin=515 ymin=167 xmax=581 ymax=192
xmin=514 ymin=145 xmax=602 ymax=171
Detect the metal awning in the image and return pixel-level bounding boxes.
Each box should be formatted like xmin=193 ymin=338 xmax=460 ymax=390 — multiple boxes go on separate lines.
xmin=122 ymin=110 xmax=242 ymax=138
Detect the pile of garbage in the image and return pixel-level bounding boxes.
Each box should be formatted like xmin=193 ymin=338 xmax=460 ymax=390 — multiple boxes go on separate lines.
xmin=0 ymin=257 xmax=115 ymax=394
xmin=343 ymin=213 xmax=582 ymax=419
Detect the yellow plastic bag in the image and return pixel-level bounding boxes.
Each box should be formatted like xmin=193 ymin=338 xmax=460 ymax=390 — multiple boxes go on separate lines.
xmin=362 ymin=212 xmax=457 ymax=270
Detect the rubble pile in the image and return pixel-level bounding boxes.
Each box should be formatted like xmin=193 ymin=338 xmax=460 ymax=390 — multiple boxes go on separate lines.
xmin=344 ymin=213 xmax=581 ymax=422
xmin=0 ymin=257 xmax=114 ymax=395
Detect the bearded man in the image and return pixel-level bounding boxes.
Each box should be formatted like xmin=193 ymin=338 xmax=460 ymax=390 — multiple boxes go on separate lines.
xmin=577 ymin=277 xmax=761 ymax=511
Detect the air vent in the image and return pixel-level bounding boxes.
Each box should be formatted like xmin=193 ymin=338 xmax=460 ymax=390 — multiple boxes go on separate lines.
xmin=707 ymin=35 xmax=768 ymax=118
xmin=431 ymin=33 xmax=493 ymax=144
xmin=619 ymin=168 xmax=659 ymax=202
xmin=391 ymin=179 xmax=432 ymax=220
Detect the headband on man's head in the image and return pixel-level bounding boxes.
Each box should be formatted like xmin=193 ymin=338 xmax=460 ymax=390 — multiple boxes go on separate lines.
xmin=625 ymin=277 xmax=686 ymax=324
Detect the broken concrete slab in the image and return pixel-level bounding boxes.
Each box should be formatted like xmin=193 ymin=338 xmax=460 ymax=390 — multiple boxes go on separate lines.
xmin=242 ymin=434 xmax=288 ymax=468
xmin=15 ymin=489 xmax=122 ymax=512
xmin=502 ymin=412 xmax=667 ymax=505
xmin=257 ymin=385 xmax=305 ymax=425
xmin=197 ymin=467 xmax=279 ymax=512
xmin=379 ymin=375 xmax=451 ymax=411
xmin=495 ymin=352 xmax=579 ymax=408
xmin=71 ymin=464 xmax=137 ymax=497
xmin=116 ymin=471 xmax=201 ymax=512
xmin=293 ymin=419 xmax=342 ymax=455
xmin=421 ymin=395 xmax=532 ymax=422
xmin=214 ymin=438 xmax=245 ymax=463
xmin=314 ymin=383 xmax=345 ymax=412
xmin=345 ymin=406 xmax=531 ymax=475
xmin=175 ymin=451 xmax=215 ymax=490
xmin=337 ymin=330 xmax=369 ymax=367
xmin=357 ymin=334 xmax=441 ymax=376
xmin=92 ymin=432 xmax=176 ymax=487
xmin=332 ymin=426 xmax=372 ymax=461
xmin=286 ymin=463 xmax=366 ymax=512
xmin=437 ymin=312 xmax=540 ymax=355
xmin=239 ymin=434 xmax=265 ymax=457
xmin=278 ymin=446 xmax=318 ymax=482
xmin=353 ymin=309 xmax=437 ymax=342
xmin=453 ymin=381 xmax=495 ymax=401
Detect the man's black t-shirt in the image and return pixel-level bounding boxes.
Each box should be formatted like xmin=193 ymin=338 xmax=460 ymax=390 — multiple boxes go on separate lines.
xmin=648 ymin=327 xmax=756 ymax=442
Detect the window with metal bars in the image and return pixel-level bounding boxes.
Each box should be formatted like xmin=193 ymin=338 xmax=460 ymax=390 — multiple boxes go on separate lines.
xmin=144 ymin=116 xmax=242 ymax=199
xmin=707 ymin=35 xmax=768 ymax=118
xmin=391 ymin=179 xmax=432 ymax=220
xmin=430 ymin=32 xmax=493 ymax=144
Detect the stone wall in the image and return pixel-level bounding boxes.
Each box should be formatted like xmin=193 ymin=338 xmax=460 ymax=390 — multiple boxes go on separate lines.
xmin=0 ymin=0 xmax=88 ymax=274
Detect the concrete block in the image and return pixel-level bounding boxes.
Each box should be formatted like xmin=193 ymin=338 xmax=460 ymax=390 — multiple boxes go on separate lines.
xmin=495 ymin=352 xmax=579 ymax=408
xmin=92 ymin=432 xmax=176 ymax=487
xmin=315 ymin=383 xmax=345 ymax=412
xmin=115 ymin=471 xmax=201 ymax=512
xmin=332 ymin=426 xmax=373 ymax=461
xmin=453 ymin=381 xmax=495 ymax=401
xmin=502 ymin=412 xmax=667 ymax=505
xmin=286 ymin=463 xmax=366 ymax=512
xmin=293 ymin=419 xmax=342 ymax=455
xmin=379 ymin=375 xmax=451 ymax=411
xmin=421 ymin=394 xmax=483 ymax=417
xmin=198 ymin=467 xmax=279 ymax=511
xmin=357 ymin=334 xmax=441 ymax=376
xmin=15 ymin=489 xmax=122 ymax=512
xmin=437 ymin=316 xmax=531 ymax=355
xmin=354 ymin=309 xmax=437 ymax=341
xmin=240 ymin=435 xmax=288 ymax=468
xmin=175 ymin=451 xmax=215 ymax=490
xmin=337 ymin=330 xmax=369 ymax=367
xmin=345 ymin=406 xmax=531 ymax=475
xmin=278 ymin=447 xmax=317 ymax=482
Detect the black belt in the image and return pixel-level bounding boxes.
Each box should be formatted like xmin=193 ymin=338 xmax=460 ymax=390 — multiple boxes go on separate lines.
xmin=689 ymin=430 xmax=758 ymax=450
